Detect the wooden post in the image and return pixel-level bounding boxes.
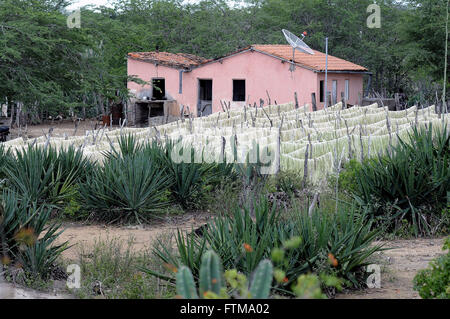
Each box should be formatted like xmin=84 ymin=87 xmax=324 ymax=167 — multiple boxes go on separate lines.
xmin=221 ymin=136 xmax=226 ymax=163
xmin=394 ymin=93 xmax=400 ymax=111
xmin=180 ymin=105 xmax=185 ymax=122
xmin=244 ymin=104 xmax=247 ymax=122
xmin=260 ymin=99 xmax=273 ymax=127
xmin=277 ymin=125 xmax=281 ymax=174
xmin=277 ymin=115 xmax=284 ymax=174
xmin=311 ymin=93 xmax=317 ymax=112
xmin=308 ymin=133 xmax=313 ymax=160
xmin=359 ymin=123 xmax=364 ymax=162
xmin=302 ymin=144 xmax=309 ymax=187
xmin=341 ymin=92 xmax=347 ymax=109
xmin=344 ymin=119 xmax=353 ymax=159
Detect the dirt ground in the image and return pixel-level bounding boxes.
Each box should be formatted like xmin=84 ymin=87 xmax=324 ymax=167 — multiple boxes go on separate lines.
xmin=8 ymin=119 xmax=114 ymax=139
xmin=336 ymin=237 xmax=446 ymax=299
xmin=7 ymin=116 xmax=176 ymax=140
xmin=55 ymin=212 xmax=213 ymax=261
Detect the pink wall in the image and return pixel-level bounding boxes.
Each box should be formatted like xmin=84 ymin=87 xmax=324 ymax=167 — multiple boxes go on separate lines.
xmin=316 ymin=73 xmax=363 ymax=107
xmin=128 ymin=50 xmax=364 ymax=116
xmin=182 ymin=50 xmax=317 ymax=114
xmin=127 ymin=59 xmax=182 ymax=102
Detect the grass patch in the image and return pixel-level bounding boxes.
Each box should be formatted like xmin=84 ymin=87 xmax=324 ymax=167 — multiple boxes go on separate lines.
xmin=70 ymin=236 xmax=175 ymax=299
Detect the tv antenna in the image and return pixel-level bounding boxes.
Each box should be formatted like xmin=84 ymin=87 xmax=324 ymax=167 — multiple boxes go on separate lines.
xmin=282 ymin=29 xmax=314 ymax=72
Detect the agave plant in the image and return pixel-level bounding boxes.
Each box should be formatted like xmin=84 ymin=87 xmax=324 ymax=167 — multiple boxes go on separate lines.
xmin=153 ymin=141 xmax=217 ymax=209
xmin=80 ymin=152 xmax=173 ymax=222
xmin=288 ymin=203 xmax=383 ymax=288
xmin=0 ymin=190 xmax=68 ymax=281
xmin=148 ymin=197 xmax=383 ymax=291
xmin=2 ymin=145 xmax=89 ymax=207
xmin=0 ymin=144 xmax=12 ymax=185
xmin=352 ymin=124 xmax=450 ymax=236
xmin=103 ymin=134 xmax=144 ymax=160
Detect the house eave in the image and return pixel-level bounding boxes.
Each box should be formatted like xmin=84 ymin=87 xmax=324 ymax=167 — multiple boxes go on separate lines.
xmin=127 ymin=56 xmax=194 ymax=70
xmin=314 ymin=70 xmax=371 ymax=74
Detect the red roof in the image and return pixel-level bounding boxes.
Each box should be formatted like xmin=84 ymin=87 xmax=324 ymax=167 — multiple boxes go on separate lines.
xmin=251 ymin=45 xmax=367 ymax=72
xmin=128 ymin=51 xmax=206 ymax=68
xmin=128 ymin=44 xmax=367 ymax=72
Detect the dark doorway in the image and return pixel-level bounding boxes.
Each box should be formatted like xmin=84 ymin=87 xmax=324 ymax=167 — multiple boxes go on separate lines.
xmin=319 ymin=80 xmax=324 ymax=103
xmin=233 ymin=80 xmax=246 ymax=102
xmin=198 ymin=79 xmax=212 ymax=116
xmin=152 ymin=78 xmax=166 ymax=100
xmin=111 ymin=103 xmax=123 ymax=125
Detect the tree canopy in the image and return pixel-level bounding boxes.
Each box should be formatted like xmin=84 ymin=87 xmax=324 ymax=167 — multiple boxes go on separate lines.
xmin=0 ymin=0 xmax=448 ymax=122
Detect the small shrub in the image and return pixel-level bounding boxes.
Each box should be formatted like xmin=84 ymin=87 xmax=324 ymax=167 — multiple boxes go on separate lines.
xmin=335 ymin=159 xmax=362 ymax=194
xmin=413 ymin=237 xmax=450 ymax=299
xmin=73 ymin=237 xmax=173 ymax=299
xmin=272 ymin=170 xmax=304 ymax=195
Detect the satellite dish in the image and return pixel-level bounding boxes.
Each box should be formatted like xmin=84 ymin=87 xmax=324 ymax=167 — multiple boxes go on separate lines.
xmin=282 ymin=29 xmax=314 ymax=72
xmin=282 ymin=29 xmax=314 ymax=55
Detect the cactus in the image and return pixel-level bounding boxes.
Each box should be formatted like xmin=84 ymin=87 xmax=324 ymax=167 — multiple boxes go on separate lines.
xmin=249 ymin=259 xmax=273 ymax=299
xmin=176 ymin=252 xmax=276 ymax=299
xmin=176 ymin=266 xmax=199 ymax=299
xmin=199 ymin=250 xmax=224 ymax=296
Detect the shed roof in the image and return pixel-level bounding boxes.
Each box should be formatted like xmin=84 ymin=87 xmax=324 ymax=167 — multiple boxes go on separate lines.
xmin=128 ymin=51 xmax=206 ymax=69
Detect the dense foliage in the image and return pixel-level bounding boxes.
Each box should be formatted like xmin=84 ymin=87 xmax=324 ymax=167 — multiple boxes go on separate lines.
xmin=0 ymin=0 xmax=448 ymax=121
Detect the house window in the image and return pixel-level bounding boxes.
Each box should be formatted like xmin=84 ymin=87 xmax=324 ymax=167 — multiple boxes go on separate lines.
xmin=199 ymin=79 xmax=212 ymax=101
xmin=152 ymin=78 xmax=165 ymax=100
xmin=332 ymin=80 xmax=338 ymax=104
xmin=233 ymin=80 xmax=246 ymax=102
xmin=319 ymin=80 xmax=324 ymax=103
xmin=345 ymin=80 xmax=349 ymax=101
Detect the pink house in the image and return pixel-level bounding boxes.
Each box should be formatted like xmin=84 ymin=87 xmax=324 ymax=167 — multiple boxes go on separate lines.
xmin=127 ymin=45 xmax=368 ymax=125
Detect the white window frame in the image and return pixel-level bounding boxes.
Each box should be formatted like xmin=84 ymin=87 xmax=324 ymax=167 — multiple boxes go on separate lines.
xmin=345 ymin=79 xmax=349 ymax=101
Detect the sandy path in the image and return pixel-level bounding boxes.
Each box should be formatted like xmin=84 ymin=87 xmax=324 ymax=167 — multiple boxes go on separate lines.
xmin=56 ymin=213 xmax=212 ymax=261
xmin=336 ymin=237 xmax=447 ymax=299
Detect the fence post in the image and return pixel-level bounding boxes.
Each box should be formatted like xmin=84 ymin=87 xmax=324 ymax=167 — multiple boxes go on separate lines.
xmin=341 ymin=92 xmax=347 ymax=109
xmin=311 ymin=93 xmax=317 ymax=112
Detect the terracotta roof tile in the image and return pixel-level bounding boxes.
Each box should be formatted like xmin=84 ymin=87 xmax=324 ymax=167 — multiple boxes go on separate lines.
xmin=251 ymin=44 xmax=367 ymax=72
xmin=129 ymin=44 xmax=367 ymax=72
xmin=128 ymin=51 xmax=206 ymax=69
